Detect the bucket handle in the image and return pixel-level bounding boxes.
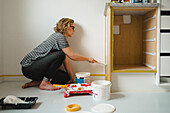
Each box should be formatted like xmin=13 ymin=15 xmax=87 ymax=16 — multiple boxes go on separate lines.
xmin=89 ymin=92 xmax=98 ymax=95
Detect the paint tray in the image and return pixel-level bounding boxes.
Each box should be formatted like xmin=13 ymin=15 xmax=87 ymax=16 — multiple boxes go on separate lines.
xmin=64 ymin=83 xmax=93 ymax=98
xmin=0 ymin=97 xmax=38 ymax=109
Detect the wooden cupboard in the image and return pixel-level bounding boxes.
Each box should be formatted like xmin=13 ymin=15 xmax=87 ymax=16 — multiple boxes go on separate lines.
xmin=104 ymin=3 xmax=159 ymax=81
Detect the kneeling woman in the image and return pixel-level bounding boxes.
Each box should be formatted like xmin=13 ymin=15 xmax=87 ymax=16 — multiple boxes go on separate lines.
xmin=20 ymin=18 xmax=96 ymax=90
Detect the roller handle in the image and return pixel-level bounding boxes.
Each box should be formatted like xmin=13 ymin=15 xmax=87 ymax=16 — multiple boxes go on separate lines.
xmin=53 ymin=84 xmax=68 ymax=88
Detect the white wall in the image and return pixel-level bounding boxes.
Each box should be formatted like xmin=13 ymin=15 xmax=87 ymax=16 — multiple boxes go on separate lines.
xmin=112 ymin=73 xmax=170 ymax=92
xmin=0 ymin=0 xmax=3 ymax=76
xmin=2 ymin=0 xmax=110 ymax=75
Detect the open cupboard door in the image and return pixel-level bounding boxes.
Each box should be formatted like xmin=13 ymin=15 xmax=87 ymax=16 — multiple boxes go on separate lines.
xmin=105 ymin=6 xmax=113 ymax=82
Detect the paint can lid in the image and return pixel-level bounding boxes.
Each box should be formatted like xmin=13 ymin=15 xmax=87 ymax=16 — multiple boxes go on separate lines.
xmin=91 ymin=104 xmax=116 ymax=113
xmin=91 ymin=80 xmax=111 ymax=88
xmin=76 ymin=72 xmax=90 ymax=78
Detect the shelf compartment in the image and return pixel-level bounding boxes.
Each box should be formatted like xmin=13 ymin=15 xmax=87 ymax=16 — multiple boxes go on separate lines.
xmin=113 ymin=65 xmax=156 ymax=72
xmin=113 ymin=8 xmax=157 ymax=72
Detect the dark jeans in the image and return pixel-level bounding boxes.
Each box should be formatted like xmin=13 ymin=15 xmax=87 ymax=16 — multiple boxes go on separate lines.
xmin=22 ymin=51 xmax=70 ymax=84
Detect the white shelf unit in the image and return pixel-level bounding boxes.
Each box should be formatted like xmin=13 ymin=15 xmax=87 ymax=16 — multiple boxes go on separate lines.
xmin=159 ymin=0 xmax=170 ymax=85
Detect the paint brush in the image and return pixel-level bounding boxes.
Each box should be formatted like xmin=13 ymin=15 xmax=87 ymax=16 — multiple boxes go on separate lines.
xmin=96 ymin=61 xmax=106 ymax=66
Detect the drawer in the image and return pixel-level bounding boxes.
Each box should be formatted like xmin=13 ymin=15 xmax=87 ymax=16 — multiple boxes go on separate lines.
xmin=161 ymin=16 xmax=170 ymax=29
xmin=161 ymin=0 xmax=170 ymax=10
xmin=160 ymin=56 xmax=170 ymax=76
xmin=161 ymin=34 xmax=170 ymax=53
xmin=160 ymin=76 xmax=170 ymax=83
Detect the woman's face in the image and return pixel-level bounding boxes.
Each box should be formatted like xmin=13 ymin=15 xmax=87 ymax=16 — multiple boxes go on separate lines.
xmin=65 ymin=23 xmax=75 ymax=37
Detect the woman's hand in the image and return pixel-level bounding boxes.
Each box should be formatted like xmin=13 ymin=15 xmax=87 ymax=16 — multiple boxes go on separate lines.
xmin=69 ymin=76 xmax=76 ymax=83
xmin=88 ymin=57 xmax=97 ymax=63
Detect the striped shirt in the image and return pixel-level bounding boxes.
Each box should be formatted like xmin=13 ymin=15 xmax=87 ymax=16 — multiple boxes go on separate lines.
xmin=20 ymin=32 xmax=69 ymax=67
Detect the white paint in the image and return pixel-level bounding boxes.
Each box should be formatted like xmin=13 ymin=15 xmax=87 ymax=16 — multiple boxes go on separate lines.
xmin=143 ymin=38 xmax=156 ymax=42
xmin=3 ymin=95 xmax=28 ymax=104
xmin=143 ymin=63 xmax=156 ymax=70
xmin=144 ymin=26 xmax=156 ymax=31
xmin=76 ymin=72 xmax=90 ymax=78
xmin=143 ymin=52 xmax=156 ymax=56
xmin=144 ymin=14 xmax=156 ymax=22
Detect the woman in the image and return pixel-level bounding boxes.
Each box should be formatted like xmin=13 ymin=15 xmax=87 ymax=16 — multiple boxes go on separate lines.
xmin=20 ymin=18 xmax=97 ymax=90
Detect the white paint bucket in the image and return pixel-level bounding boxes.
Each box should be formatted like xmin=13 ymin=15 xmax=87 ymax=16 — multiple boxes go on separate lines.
xmin=91 ymin=80 xmax=111 ymax=101
xmin=76 ymin=72 xmax=90 ymax=83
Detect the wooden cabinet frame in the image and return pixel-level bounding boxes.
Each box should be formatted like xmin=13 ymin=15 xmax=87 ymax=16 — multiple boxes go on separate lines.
xmin=104 ymin=3 xmax=159 ymax=82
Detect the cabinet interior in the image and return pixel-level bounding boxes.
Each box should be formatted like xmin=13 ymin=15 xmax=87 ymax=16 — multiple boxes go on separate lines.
xmin=113 ymin=8 xmax=157 ymax=72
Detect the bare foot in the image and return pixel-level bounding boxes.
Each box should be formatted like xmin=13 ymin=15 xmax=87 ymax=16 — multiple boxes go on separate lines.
xmin=22 ymin=81 xmax=41 ymax=89
xmin=39 ymin=80 xmax=61 ymax=91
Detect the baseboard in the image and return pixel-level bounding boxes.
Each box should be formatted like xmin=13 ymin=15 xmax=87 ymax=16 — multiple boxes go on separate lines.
xmin=1 ymin=74 xmax=105 ymax=77
xmin=3 ymin=76 xmax=29 ymax=82
xmin=0 ymin=74 xmax=3 ymax=82
xmin=0 ymin=74 xmax=105 ymax=83
xmin=0 ymin=76 xmax=3 ymax=82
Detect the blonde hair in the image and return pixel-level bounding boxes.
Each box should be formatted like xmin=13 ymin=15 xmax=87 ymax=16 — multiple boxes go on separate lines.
xmin=54 ymin=18 xmax=74 ymax=34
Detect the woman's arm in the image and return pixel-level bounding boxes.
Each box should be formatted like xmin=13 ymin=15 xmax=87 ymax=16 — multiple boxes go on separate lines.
xmin=63 ymin=55 xmax=75 ymax=83
xmin=62 ymin=47 xmax=96 ymax=63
